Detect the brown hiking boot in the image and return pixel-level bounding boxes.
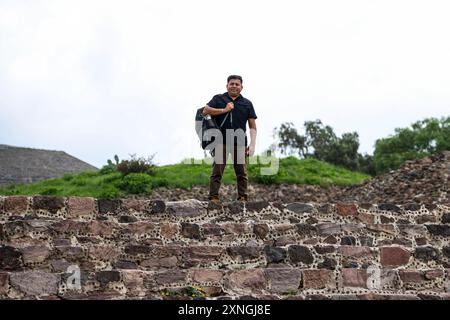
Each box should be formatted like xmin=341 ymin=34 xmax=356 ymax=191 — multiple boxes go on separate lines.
xmin=237 ymin=196 xmax=248 ymax=203
xmin=209 ymin=196 xmax=221 ymax=205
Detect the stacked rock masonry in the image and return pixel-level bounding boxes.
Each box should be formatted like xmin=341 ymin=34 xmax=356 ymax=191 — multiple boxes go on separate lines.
xmin=0 ymin=196 xmax=449 ymax=300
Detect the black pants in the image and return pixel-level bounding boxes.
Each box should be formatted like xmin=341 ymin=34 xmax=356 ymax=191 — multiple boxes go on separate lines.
xmin=208 ymin=144 xmax=248 ymax=200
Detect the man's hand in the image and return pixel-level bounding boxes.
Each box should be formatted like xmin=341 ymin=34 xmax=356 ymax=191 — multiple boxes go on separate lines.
xmin=246 ymin=145 xmax=255 ymax=157
xmin=225 ymin=102 xmax=234 ymax=112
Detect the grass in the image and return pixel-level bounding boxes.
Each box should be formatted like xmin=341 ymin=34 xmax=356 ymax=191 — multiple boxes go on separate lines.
xmin=0 ymin=155 xmax=370 ymax=198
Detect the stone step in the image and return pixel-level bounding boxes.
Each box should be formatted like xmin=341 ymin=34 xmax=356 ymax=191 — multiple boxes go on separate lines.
xmin=1 ymin=241 xmax=449 ymax=270
xmin=1 ymin=217 xmax=449 ymax=246
xmin=1 ymin=267 xmax=449 ymax=300
xmin=0 ymin=196 xmax=449 ymax=300
xmin=1 ymin=196 xmax=449 ymax=223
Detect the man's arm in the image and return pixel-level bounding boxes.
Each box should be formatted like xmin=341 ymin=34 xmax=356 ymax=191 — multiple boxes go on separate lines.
xmin=247 ymin=118 xmax=257 ymax=156
xmin=202 ymin=102 xmax=234 ymax=116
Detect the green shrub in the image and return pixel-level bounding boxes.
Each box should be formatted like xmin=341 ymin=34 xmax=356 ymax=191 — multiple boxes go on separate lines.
xmin=253 ymin=173 xmax=277 ymax=184
xmin=41 ymin=187 xmax=60 ymax=195
xmin=118 ymin=173 xmax=153 ymax=194
xmin=248 ymin=157 xmax=280 ymax=184
xmin=99 ymin=163 xmax=117 ymax=175
xmin=72 ymin=177 xmax=88 ymax=186
xmin=77 ymin=171 xmax=98 ymax=178
xmin=117 ymin=154 xmax=156 ymax=176
xmin=151 ymin=177 xmax=169 ymax=188
xmin=62 ymin=174 xmax=74 ymax=181
xmin=99 ymin=156 xmax=120 ymax=175
xmin=97 ymin=185 xmax=121 ymax=199
xmin=102 ymin=172 xmax=122 ymax=184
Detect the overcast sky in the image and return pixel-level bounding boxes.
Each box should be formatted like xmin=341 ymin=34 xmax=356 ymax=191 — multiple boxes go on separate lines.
xmin=1 ymin=0 xmax=449 ymax=168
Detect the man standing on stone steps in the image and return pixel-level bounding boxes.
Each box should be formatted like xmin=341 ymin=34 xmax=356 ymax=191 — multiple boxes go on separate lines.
xmin=202 ymin=75 xmax=257 ymax=204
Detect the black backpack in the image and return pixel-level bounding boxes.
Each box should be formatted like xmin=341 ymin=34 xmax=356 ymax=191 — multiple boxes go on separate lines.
xmin=195 ymin=95 xmax=232 ymax=151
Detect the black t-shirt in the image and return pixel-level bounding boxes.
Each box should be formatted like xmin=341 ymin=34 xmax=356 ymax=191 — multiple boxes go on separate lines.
xmin=206 ymin=92 xmax=257 ymax=146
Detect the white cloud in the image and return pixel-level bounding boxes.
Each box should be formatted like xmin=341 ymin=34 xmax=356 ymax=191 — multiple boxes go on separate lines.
xmin=0 ymin=0 xmax=449 ymax=167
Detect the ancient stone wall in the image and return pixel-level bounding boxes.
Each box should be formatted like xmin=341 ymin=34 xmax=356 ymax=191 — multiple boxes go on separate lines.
xmin=0 ymin=196 xmax=449 ymax=300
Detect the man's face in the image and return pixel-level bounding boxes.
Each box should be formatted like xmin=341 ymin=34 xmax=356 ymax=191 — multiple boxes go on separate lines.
xmin=226 ymin=79 xmax=243 ymax=96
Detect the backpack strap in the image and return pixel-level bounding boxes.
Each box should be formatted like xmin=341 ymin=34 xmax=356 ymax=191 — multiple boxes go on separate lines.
xmin=219 ymin=112 xmax=230 ymax=128
xmin=219 ymin=94 xmax=233 ymax=128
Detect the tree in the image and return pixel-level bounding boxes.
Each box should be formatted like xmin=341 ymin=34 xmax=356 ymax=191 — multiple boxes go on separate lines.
xmin=274 ymin=122 xmax=308 ymax=157
xmin=326 ymin=132 xmax=360 ymax=171
xmin=273 ymin=120 xmax=373 ymax=174
xmin=357 ymin=153 xmax=376 ymax=176
xmin=304 ymin=120 xmax=337 ymax=161
xmin=374 ymin=116 xmax=450 ymax=174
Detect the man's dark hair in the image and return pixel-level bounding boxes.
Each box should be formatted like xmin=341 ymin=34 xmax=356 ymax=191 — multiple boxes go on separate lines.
xmin=227 ymin=75 xmax=243 ymax=84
